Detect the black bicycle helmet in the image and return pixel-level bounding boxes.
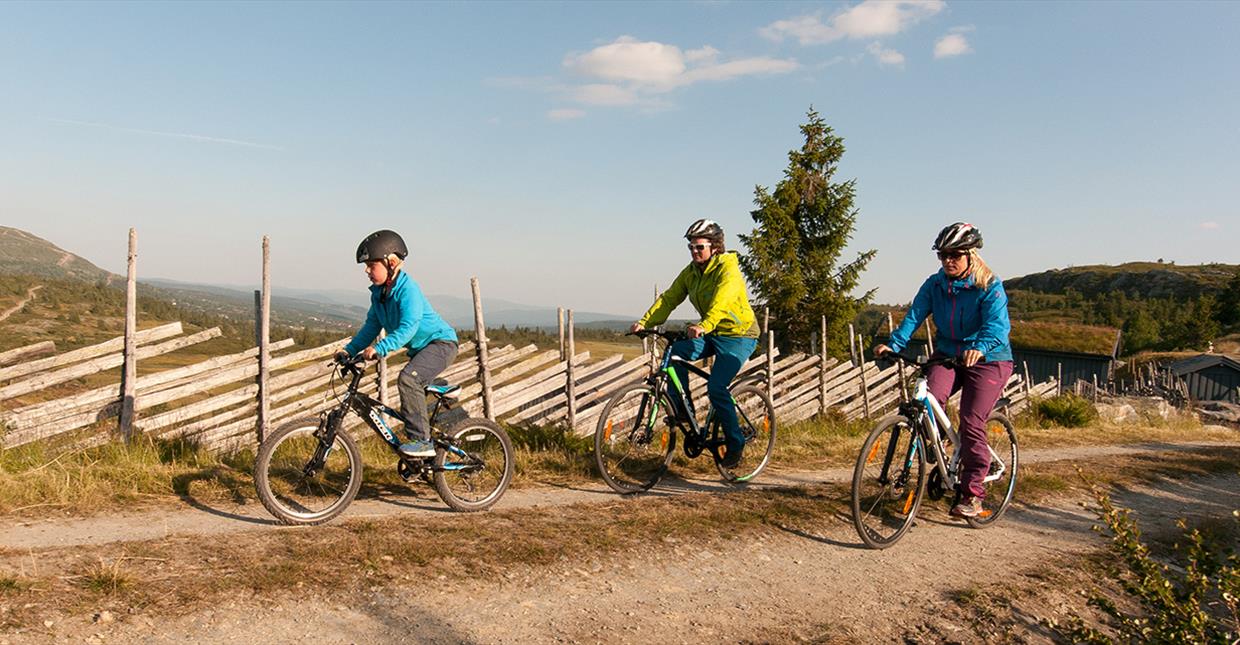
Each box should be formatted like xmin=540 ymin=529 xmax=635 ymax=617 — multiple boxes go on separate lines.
xmin=356 ymin=230 xmax=408 ymax=263
xmin=684 ymin=218 xmax=724 ymax=242
xmin=932 ymin=222 xmax=983 ymax=251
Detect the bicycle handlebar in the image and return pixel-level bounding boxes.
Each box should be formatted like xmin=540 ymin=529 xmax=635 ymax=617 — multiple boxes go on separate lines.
xmin=874 ymin=350 xmax=958 ymax=371
xmin=626 ymin=327 xmax=688 ymax=342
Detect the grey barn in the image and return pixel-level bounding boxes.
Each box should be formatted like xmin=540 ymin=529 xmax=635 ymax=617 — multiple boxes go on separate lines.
xmin=1168 ymin=354 xmax=1240 ymax=403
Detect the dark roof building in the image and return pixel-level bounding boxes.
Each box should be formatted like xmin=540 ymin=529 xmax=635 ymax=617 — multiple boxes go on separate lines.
xmin=1169 ymin=354 xmax=1240 ymax=403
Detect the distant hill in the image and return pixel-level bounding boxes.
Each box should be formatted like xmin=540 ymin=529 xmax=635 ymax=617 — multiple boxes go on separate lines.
xmin=0 ymin=226 xmax=118 ymax=283
xmin=1005 ymin=262 xmax=1238 ymax=300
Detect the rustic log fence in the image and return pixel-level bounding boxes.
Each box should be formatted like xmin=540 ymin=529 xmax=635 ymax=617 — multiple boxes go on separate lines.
xmin=1 ymin=231 xmax=1063 ymax=454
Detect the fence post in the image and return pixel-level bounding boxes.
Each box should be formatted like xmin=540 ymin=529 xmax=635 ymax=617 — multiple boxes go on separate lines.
xmin=819 ymin=315 xmax=828 ymax=415
xmin=566 ymin=309 xmax=577 ymax=428
xmin=377 ymin=330 xmax=389 ymax=406
xmin=255 ymin=236 xmax=271 ymax=443
xmin=470 ymin=277 xmax=494 ymax=420
xmin=764 ymin=308 xmax=774 ymax=403
xmin=848 ymin=323 xmax=857 ymax=366
xmin=118 ymin=227 xmax=137 ymax=442
xmin=856 ymin=333 xmax=871 ymax=419
xmin=924 ymin=321 xmax=935 ymax=356
xmin=888 ymin=312 xmax=907 ymax=403
xmin=1023 ymin=361 xmax=1032 ymax=398
xmin=557 ymin=306 xmax=565 ymax=361
xmin=1057 ymin=362 xmax=1063 ymax=396
xmin=1092 ymin=374 xmax=1099 ymax=402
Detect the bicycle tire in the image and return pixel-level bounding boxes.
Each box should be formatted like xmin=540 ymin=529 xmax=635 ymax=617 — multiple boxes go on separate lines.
xmin=965 ymin=413 xmax=1018 ymax=529
xmin=715 ymin=384 xmax=776 ymax=484
xmin=255 ymin=415 xmax=364 ymax=526
xmin=851 ymin=414 xmax=926 ymax=549
xmin=593 ymin=382 xmax=677 ymax=494
xmin=433 ymin=417 xmax=514 ymax=512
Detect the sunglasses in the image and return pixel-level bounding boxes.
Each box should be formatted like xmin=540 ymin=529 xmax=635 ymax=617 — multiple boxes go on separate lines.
xmin=687 ymin=243 xmax=711 ymax=252
xmin=937 ymin=251 xmax=969 ymax=261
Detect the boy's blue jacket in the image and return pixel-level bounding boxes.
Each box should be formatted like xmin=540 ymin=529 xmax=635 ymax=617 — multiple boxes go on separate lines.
xmin=887 ymin=269 xmax=1013 ymax=363
xmin=345 ymin=271 xmax=458 ymax=357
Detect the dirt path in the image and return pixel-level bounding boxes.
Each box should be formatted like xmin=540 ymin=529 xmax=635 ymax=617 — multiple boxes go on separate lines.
xmin=0 ymin=286 xmax=41 ymax=322
xmin=1 ymin=440 xmax=1232 ymax=551
xmin=10 ymin=468 xmax=1238 ymax=644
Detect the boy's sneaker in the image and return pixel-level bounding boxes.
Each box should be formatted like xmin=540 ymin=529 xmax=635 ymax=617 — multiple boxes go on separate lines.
xmin=398 ymin=439 xmax=435 ymax=458
xmin=719 ymin=447 xmax=744 ymax=469
xmin=950 ymin=496 xmax=983 ymax=518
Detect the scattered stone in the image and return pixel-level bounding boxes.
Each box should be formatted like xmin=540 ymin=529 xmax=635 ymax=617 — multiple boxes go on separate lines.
xmin=42 ymin=619 xmax=54 ymax=628
xmin=93 ymin=610 xmax=114 ymax=624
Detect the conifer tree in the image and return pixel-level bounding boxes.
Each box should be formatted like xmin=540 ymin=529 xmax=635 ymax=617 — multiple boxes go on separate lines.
xmin=739 ymin=109 xmax=875 ymax=356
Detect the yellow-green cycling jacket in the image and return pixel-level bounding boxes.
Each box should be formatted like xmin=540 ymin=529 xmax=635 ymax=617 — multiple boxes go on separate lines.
xmin=637 ymin=251 xmax=758 ymax=338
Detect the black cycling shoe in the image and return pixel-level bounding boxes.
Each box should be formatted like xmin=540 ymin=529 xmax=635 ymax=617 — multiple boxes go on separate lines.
xmin=719 ymin=447 xmax=744 ymax=469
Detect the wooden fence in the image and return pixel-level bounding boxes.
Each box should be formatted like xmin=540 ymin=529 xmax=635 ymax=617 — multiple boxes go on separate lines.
xmin=0 ymin=232 xmax=1060 ymax=454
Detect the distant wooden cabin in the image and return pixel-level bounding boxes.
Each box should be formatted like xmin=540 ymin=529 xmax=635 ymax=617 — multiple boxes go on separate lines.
xmin=899 ymin=321 xmax=1120 ymax=385
xmin=1169 ymin=354 xmax=1240 ymax=403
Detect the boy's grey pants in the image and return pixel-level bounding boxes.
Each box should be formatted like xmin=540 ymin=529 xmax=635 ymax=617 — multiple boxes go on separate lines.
xmin=396 ymin=341 xmax=459 ymax=440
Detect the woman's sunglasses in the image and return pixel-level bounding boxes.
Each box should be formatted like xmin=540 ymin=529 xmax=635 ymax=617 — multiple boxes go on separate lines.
xmin=937 ymin=250 xmax=968 ymax=261
xmin=688 ymin=243 xmax=711 ymax=252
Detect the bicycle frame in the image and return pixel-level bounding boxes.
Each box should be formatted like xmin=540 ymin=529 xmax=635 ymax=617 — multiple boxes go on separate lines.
xmin=648 ymin=334 xmax=758 ymax=449
xmin=328 ymin=359 xmax=476 ymax=472
xmin=901 ymin=369 xmax=1008 ymax=488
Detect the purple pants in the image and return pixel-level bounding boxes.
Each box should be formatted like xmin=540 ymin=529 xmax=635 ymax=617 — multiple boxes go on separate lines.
xmin=926 ymin=358 xmax=1014 ymax=499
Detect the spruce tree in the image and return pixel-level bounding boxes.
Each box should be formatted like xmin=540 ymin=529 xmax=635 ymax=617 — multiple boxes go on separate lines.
xmin=739 ymin=108 xmax=875 ymax=356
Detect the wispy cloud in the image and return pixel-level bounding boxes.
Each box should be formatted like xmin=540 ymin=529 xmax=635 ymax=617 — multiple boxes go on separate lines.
xmin=761 ymin=0 xmax=945 ymax=45
xmin=867 ymin=42 xmax=905 ymax=67
xmin=44 ymin=117 xmax=282 ymax=150
xmin=547 ymin=108 xmax=587 ymax=121
xmin=934 ymin=32 xmax=973 ymax=59
xmin=1200 ymin=221 xmax=1221 ymax=230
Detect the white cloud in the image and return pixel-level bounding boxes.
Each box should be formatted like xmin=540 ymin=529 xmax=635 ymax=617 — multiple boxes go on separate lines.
xmin=934 ymin=33 xmax=973 ymax=58
xmin=554 ymin=36 xmax=796 ymax=114
xmin=1200 ymin=221 xmax=1221 ymax=230
xmin=867 ymin=42 xmax=905 ymax=67
xmin=547 ymin=108 xmax=586 ymax=121
xmin=761 ymin=0 xmax=945 ymax=45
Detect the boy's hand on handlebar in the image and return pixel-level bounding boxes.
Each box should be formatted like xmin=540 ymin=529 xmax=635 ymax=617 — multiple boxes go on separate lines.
xmin=630 ymin=322 xmax=644 ymax=334
xmin=362 ymin=347 xmax=378 ymax=361
xmin=687 ymin=324 xmax=704 ymax=339
xmin=962 ymin=349 xmax=982 ymax=367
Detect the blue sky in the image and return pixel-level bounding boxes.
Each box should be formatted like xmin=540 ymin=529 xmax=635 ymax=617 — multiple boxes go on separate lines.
xmin=1 ymin=1 xmax=1237 ymax=318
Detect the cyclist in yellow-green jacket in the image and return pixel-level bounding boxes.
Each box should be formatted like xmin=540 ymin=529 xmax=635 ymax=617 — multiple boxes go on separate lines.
xmin=631 ymin=219 xmax=759 ymax=468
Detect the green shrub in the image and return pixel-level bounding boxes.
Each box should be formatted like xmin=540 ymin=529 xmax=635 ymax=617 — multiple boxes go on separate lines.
xmin=1029 ymin=393 xmax=1099 ymax=428
xmin=1050 ymin=491 xmax=1240 ymax=643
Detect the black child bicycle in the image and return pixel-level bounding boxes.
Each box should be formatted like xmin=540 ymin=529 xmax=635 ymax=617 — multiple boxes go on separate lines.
xmin=254 ymin=354 xmax=514 ymax=525
xmin=592 ymin=328 xmax=776 ymax=493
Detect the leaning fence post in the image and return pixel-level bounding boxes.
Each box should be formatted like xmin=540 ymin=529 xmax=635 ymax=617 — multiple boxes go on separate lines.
xmin=566 ymin=309 xmax=577 ymax=428
xmin=848 ymin=323 xmax=857 ymax=367
xmin=118 ymin=227 xmax=138 ymax=442
xmin=255 ymin=235 xmax=272 ymax=443
xmin=819 ymin=315 xmax=828 ymax=415
xmin=557 ymin=306 xmax=565 ymax=361
xmin=470 ymin=277 xmax=494 ymax=420
xmin=1023 ymin=361 xmax=1032 ymax=398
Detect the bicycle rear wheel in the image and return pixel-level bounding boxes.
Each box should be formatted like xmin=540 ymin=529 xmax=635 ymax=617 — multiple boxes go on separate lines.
xmin=851 ymin=414 xmax=926 ymax=549
xmin=593 ymin=383 xmax=677 ymax=493
xmin=965 ymin=413 xmax=1018 ymax=528
xmin=715 ymin=384 xmax=776 ymax=483
xmin=433 ymin=418 xmax=514 ymax=512
xmin=255 ymin=415 xmax=363 ymax=526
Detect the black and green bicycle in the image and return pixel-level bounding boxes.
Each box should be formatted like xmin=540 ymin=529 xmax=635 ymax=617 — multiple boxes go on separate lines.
xmin=593 ymin=328 xmax=776 ymax=493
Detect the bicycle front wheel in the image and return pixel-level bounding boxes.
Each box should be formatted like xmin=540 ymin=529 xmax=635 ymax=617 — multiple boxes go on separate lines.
xmin=965 ymin=413 xmax=1018 ymax=529
xmin=593 ymin=383 xmax=676 ymax=493
xmin=716 ymin=384 xmax=776 ymax=483
xmin=433 ymin=418 xmax=514 ymax=512
xmin=851 ymin=414 xmax=926 ymax=549
xmin=255 ymin=415 xmax=363 ymax=526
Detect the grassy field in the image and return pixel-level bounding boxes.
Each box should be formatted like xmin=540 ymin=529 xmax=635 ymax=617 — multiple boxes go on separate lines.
xmin=1 ymin=408 xmax=1234 ymax=520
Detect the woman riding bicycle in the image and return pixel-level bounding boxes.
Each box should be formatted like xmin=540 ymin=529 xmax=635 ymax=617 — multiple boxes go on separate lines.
xmin=874 ymin=222 xmax=1013 ymax=519
xmin=630 ymin=219 xmax=759 ymax=469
